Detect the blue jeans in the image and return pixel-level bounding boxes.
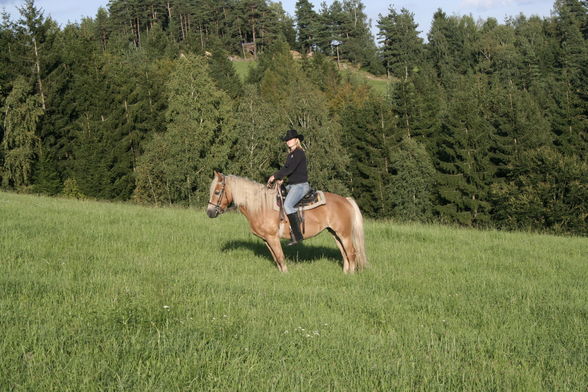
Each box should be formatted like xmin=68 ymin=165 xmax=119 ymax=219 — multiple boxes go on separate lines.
xmin=284 ymin=182 xmax=310 ymax=215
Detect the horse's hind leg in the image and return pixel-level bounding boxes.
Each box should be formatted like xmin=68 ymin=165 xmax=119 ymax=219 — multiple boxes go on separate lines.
xmin=343 ymin=236 xmax=357 ymax=273
xmin=328 ymin=228 xmax=354 ymax=273
xmin=264 ymin=236 xmax=288 ymax=273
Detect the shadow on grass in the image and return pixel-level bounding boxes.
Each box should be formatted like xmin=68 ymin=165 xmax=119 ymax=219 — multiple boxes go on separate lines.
xmin=221 ymin=239 xmax=342 ymax=266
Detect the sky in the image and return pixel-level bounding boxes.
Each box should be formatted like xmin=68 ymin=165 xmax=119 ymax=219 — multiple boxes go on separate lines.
xmin=1 ymin=0 xmax=555 ymax=40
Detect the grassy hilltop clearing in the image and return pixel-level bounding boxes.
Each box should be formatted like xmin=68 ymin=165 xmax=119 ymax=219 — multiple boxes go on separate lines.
xmin=1 ymin=191 xmax=587 ymax=391
xmin=232 ymin=57 xmax=390 ymax=95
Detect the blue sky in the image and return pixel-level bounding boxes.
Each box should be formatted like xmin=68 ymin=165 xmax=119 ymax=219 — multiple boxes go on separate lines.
xmin=1 ymin=0 xmax=555 ymax=40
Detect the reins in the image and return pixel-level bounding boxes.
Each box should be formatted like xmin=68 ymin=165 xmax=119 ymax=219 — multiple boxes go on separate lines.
xmin=276 ymin=182 xmax=287 ymax=221
xmin=267 ymin=180 xmax=287 ymax=221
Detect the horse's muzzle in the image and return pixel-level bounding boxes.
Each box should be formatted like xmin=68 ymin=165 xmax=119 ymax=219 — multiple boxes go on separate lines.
xmin=207 ymin=206 xmax=220 ymax=218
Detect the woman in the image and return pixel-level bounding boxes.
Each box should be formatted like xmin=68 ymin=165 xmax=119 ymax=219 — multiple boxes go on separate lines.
xmin=268 ymin=129 xmax=309 ymax=246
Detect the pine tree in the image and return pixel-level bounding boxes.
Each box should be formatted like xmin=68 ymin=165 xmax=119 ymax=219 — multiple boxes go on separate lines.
xmin=32 ymin=150 xmax=61 ymax=195
xmin=476 ymin=18 xmax=522 ymax=82
xmin=510 ymin=15 xmax=553 ymax=90
xmin=427 ymin=10 xmax=478 ymax=82
xmin=37 ymin=22 xmax=103 ymax=194
xmin=63 ymin=46 xmax=135 ymax=199
xmin=432 ymin=75 xmax=494 ymax=226
xmin=266 ymin=2 xmax=297 ymax=50
xmin=301 ymin=51 xmax=341 ymax=94
xmin=486 ymin=79 xmax=551 ymax=181
xmin=388 ymin=136 xmax=436 ymax=222
xmin=409 ymin=65 xmax=444 ymax=144
xmin=388 ymin=65 xmax=444 ymax=146
xmin=0 ymin=12 xmax=19 ymax=100
xmin=551 ymin=0 xmax=588 ymax=159
xmin=295 ymin=0 xmax=318 ymax=54
xmin=14 ymin=0 xmax=58 ymax=111
xmin=1 ymin=76 xmax=43 ymax=188
xmin=338 ymin=0 xmax=382 ymax=73
xmin=10 ymin=0 xmax=69 ymax=193
xmin=335 ymin=83 xmax=395 ymax=216
xmin=255 ymin=38 xmax=304 ymax=100
xmin=377 ymin=7 xmax=424 ymax=79
xmin=312 ymin=2 xmax=332 ymax=54
xmin=207 ymin=39 xmax=244 ymax=99
xmin=93 ymin=7 xmax=110 ymax=51
xmin=103 ymin=56 xmax=169 ymax=200
xmin=70 ymin=113 xmax=115 ymax=199
xmin=143 ymin=22 xmax=177 ymax=59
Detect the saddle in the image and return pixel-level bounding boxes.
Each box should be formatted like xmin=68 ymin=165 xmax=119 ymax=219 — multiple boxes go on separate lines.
xmin=276 ymin=184 xmax=326 ymax=211
xmin=274 ymin=184 xmax=326 ymax=235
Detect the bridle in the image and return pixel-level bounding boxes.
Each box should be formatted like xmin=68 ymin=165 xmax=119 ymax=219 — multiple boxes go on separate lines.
xmin=208 ymin=177 xmax=227 ymax=214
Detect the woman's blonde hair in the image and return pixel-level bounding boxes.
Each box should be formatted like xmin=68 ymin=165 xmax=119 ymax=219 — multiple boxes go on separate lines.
xmin=292 ymin=138 xmax=304 ymax=151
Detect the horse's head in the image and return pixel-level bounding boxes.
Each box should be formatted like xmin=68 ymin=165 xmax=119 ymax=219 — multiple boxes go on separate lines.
xmin=207 ymin=171 xmax=231 ymax=218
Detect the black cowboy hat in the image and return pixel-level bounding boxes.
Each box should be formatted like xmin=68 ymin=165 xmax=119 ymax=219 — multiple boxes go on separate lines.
xmin=281 ymin=129 xmax=304 ymax=142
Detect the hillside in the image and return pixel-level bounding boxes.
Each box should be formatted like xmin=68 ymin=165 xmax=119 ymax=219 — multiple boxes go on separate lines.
xmin=231 ymin=57 xmax=390 ymax=95
xmin=2 ymin=191 xmax=587 ymax=390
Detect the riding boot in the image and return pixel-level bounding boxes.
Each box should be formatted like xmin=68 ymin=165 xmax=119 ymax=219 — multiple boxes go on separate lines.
xmin=287 ymin=213 xmax=303 ymax=246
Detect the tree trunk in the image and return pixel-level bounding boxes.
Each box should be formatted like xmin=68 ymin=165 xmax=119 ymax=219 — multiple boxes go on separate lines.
xmin=180 ymin=14 xmax=186 ymax=41
xmin=32 ymin=38 xmax=45 ymax=110
xmin=251 ymin=19 xmax=257 ymax=57
xmin=239 ymin=27 xmax=246 ymax=58
xmin=136 ymin=17 xmax=141 ymax=47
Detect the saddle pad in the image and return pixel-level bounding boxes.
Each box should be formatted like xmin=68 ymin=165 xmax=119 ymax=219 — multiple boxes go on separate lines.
xmin=273 ymin=191 xmax=326 ymax=212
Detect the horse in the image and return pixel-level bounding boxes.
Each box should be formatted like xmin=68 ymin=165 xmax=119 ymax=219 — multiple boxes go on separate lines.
xmin=207 ymin=171 xmax=367 ymax=273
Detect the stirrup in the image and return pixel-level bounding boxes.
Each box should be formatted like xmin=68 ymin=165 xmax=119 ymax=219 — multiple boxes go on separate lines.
xmin=287 ymin=238 xmax=301 ymax=246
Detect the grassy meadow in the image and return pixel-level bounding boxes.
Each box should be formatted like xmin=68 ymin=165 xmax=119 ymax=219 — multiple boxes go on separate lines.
xmin=1 ymin=191 xmax=587 ymax=391
xmin=232 ymin=58 xmax=256 ymax=80
xmin=231 ymin=57 xmax=390 ymax=95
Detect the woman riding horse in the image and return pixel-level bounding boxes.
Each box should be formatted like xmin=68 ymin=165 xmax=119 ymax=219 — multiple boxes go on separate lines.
xmin=267 ymin=129 xmax=309 ymax=246
xmin=207 ymin=171 xmax=367 ymax=273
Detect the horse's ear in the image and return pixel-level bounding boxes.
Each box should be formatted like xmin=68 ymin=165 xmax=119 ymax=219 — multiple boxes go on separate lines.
xmin=214 ymin=170 xmax=223 ymax=180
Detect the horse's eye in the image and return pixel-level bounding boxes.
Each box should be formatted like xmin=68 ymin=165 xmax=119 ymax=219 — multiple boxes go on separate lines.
xmin=214 ymin=191 xmax=220 ymax=195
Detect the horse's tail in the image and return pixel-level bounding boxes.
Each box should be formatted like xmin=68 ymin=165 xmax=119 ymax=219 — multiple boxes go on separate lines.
xmin=346 ymin=197 xmax=367 ymax=270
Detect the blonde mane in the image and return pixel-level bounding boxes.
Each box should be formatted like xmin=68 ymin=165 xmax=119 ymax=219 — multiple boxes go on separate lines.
xmin=226 ymin=175 xmax=276 ymax=213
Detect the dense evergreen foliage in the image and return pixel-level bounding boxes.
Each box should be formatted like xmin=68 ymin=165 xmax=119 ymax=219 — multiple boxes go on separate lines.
xmin=0 ymin=0 xmax=586 ymax=235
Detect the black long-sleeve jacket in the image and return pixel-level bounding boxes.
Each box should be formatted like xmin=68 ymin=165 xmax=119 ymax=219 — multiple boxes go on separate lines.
xmin=273 ymin=148 xmax=308 ymax=184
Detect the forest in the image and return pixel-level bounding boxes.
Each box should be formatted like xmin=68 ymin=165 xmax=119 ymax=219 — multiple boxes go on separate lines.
xmin=0 ymin=0 xmax=586 ymax=235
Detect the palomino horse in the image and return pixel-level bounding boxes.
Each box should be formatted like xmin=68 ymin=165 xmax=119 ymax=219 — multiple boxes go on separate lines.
xmin=207 ymin=171 xmax=367 ymax=273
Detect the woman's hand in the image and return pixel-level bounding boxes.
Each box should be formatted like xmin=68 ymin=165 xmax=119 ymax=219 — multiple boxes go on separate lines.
xmin=267 ymin=175 xmax=275 ymax=188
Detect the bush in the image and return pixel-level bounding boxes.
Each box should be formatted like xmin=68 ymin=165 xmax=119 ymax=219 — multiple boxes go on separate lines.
xmin=62 ymin=178 xmax=86 ymax=199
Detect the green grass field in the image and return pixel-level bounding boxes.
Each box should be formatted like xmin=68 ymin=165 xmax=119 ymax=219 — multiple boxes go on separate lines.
xmin=1 ymin=191 xmax=587 ymax=391
xmin=340 ymin=68 xmax=389 ymax=95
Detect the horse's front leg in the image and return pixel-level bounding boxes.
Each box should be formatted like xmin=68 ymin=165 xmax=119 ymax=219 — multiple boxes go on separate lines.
xmin=264 ymin=236 xmax=287 ymax=273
